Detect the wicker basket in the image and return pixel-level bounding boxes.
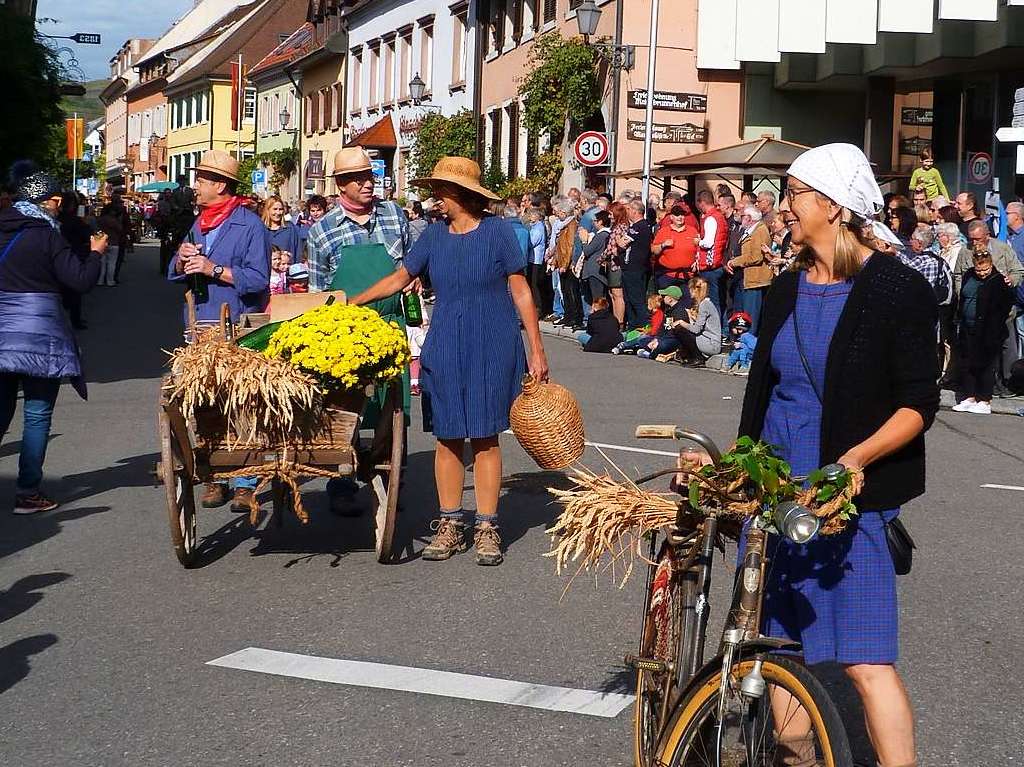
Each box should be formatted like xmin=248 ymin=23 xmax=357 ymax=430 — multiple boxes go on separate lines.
xmin=509 ymin=374 xmax=585 ymax=470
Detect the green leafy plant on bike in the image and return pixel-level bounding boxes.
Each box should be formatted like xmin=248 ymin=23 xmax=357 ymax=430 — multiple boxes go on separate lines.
xmin=686 ymin=436 xmax=858 ymax=535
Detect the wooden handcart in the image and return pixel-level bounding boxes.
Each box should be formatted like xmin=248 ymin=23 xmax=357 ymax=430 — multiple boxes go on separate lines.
xmin=156 ymin=300 xmax=404 ymax=568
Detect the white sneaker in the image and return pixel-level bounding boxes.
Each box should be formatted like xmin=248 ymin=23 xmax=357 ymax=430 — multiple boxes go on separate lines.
xmin=967 ymin=400 xmax=991 ymax=414
xmin=952 ymin=398 xmax=977 ymax=412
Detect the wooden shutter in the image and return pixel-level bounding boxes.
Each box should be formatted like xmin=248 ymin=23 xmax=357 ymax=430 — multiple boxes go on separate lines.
xmin=512 ymin=0 xmax=523 ymax=43
xmin=543 ymin=0 xmax=556 ymax=25
xmin=491 ymin=109 xmax=502 ymax=171
xmin=507 ymin=102 xmax=519 ymax=178
xmin=526 ymin=128 xmax=537 ymax=175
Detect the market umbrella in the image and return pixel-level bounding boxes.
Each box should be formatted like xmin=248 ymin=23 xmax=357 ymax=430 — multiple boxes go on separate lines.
xmin=136 ymin=181 xmax=179 ymax=193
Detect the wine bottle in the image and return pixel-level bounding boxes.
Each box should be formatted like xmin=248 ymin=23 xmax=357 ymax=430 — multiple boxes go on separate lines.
xmin=186 ymin=229 xmax=209 ymax=304
xmin=402 ymin=290 xmax=423 ymax=327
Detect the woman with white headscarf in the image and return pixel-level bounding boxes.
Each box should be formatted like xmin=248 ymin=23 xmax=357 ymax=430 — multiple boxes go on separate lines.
xmin=738 ymin=144 xmax=938 ymax=767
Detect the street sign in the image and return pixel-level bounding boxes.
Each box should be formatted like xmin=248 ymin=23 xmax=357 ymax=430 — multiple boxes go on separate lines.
xmin=573 ymin=131 xmax=610 ymax=167
xmin=251 ymin=168 xmax=267 ymax=193
xmin=968 ymin=152 xmax=993 ymax=184
xmin=628 ymin=90 xmax=707 ymax=113
xmin=996 ymin=127 xmax=1024 ymax=142
xmin=626 ymin=120 xmax=707 ymax=144
xmin=371 ymin=159 xmax=386 ymax=197
xmin=70 ymin=33 xmax=102 ymax=45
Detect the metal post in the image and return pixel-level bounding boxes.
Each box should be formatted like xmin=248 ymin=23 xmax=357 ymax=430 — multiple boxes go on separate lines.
xmin=608 ymin=0 xmax=625 ymax=196
xmin=237 ymin=53 xmax=244 ymax=160
xmin=640 ymin=0 xmax=660 ymax=204
xmin=72 ymin=112 xmax=78 ymax=190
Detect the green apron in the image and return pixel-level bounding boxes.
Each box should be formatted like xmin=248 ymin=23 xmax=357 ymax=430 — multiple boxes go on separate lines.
xmin=329 ymin=242 xmax=411 ymax=426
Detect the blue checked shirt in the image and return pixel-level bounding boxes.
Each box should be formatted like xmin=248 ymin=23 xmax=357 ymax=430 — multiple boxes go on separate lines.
xmin=898 ymin=249 xmax=952 ymax=305
xmin=306 ymin=200 xmax=410 ymax=291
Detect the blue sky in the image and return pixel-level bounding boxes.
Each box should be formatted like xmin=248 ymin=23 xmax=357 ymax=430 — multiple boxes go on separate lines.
xmin=36 ymin=0 xmax=195 ymax=80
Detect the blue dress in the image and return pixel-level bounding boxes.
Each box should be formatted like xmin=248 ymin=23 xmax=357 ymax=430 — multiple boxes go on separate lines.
xmin=403 ymin=216 xmax=528 ymax=440
xmin=757 ymin=271 xmax=899 ymax=665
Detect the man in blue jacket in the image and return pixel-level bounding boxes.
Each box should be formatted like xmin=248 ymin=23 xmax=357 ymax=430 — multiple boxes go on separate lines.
xmin=168 ymin=149 xmax=270 ymax=511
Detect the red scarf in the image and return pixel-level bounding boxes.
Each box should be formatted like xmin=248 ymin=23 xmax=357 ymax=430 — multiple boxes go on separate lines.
xmin=338 ymin=195 xmax=374 ymax=217
xmin=197 ymin=196 xmax=244 ymax=234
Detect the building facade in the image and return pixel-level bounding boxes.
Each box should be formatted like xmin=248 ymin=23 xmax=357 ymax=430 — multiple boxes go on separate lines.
xmin=160 ymin=0 xmax=307 ymax=185
xmin=343 ymin=0 xmax=478 ymax=198
xmin=475 ymin=0 xmax=743 ymax=193
xmin=101 ymin=39 xmax=154 ymax=191
xmin=701 ymin=0 xmax=1024 ymax=197
xmin=294 ymin=0 xmax=348 ymax=199
xmin=249 ymin=23 xmax=312 ymax=201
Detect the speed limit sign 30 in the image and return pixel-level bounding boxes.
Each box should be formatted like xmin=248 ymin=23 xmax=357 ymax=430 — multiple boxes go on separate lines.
xmin=574 ymin=131 xmax=610 ymax=167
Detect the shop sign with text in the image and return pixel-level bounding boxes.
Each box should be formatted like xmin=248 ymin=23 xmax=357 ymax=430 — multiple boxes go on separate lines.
xmin=900 ymin=107 xmax=933 ymax=126
xmin=627 ymin=121 xmax=707 ymax=144
xmin=628 ymin=90 xmax=708 ymax=113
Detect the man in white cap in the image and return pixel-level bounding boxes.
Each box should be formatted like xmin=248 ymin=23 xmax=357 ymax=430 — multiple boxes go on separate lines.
xmin=168 ymin=148 xmax=270 ymax=512
xmin=306 ymin=146 xmax=411 ymax=514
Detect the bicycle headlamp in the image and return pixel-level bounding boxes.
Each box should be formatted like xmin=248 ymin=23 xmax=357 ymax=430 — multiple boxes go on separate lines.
xmin=774 ymin=501 xmax=820 ymax=544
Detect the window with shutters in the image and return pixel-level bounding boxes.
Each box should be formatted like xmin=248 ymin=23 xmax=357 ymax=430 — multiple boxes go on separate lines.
xmin=243 ymin=88 xmax=256 ymax=123
xmin=350 ymin=49 xmax=362 ymax=112
xmin=419 ymin=22 xmax=433 ymax=91
xmin=368 ymin=43 xmax=380 ymax=107
xmin=523 ymin=0 xmax=537 ymax=35
xmin=542 ymin=0 xmax=556 ymax=25
xmin=569 ymin=0 xmax=582 ymax=9
xmin=322 ymin=87 xmax=333 ymax=129
xmin=451 ymin=9 xmax=468 ymax=85
xmin=334 ymin=83 xmax=344 ymax=127
xmin=506 ymin=102 xmax=519 ymax=177
xmin=399 ymin=29 xmax=412 ymax=100
xmin=383 ymin=36 xmax=395 ymax=104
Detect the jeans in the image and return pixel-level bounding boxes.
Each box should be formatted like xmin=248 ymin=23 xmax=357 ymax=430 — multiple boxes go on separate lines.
xmin=551 ymin=270 xmax=564 ymax=318
xmin=743 ymin=286 xmax=766 ymax=335
xmin=0 ymin=374 xmax=61 ymax=494
xmin=1016 ymin=312 xmax=1024 ymax=359
xmin=621 ymin=270 xmax=650 ymax=329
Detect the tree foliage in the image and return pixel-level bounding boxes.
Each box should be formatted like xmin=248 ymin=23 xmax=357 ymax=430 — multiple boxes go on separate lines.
xmin=0 ymin=8 xmax=66 ymax=179
xmin=236 ymin=147 xmax=299 ymax=197
xmin=409 ymin=109 xmax=478 ymax=181
xmin=518 ymin=33 xmax=601 ymax=147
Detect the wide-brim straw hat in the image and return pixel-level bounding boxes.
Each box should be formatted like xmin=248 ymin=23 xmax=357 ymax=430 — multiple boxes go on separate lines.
xmin=195 ymin=149 xmax=240 ymax=182
xmin=331 ymin=146 xmax=373 ymax=176
xmin=410 ymin=156 xmax=500 ymax=201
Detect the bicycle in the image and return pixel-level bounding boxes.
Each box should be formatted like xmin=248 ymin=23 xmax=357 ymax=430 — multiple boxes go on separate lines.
xmin=625 ymin=425 xmax=854 ymax=767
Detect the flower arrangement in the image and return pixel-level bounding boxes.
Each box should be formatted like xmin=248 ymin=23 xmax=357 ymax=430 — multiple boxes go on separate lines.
xmin=264 ymin=303 xmax=410 ymax=390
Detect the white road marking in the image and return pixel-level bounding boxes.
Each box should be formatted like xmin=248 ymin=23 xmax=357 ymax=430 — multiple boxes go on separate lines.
xmin=502 ymin=430 xmax=677 ymax=458
xmin=207 ymin=647 xmax=634 ymax=718
xmin=980 ymin=483 xmax=1024 ymax=492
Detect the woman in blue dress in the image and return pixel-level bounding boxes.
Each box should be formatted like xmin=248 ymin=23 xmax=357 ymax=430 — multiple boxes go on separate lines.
xmin=738 ymin=144 xmax=938 ymax=767
xmin=261 ymin=195 xmax=303 ymax=263
xmin=351 ymin=157 xmax=548 ymax=566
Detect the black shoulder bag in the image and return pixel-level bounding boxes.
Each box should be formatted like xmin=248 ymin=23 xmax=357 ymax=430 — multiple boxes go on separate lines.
xmin=791 ymin=308 xmax=915 ymax=575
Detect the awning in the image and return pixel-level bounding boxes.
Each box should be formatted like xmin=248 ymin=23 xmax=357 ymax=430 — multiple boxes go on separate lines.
xmin=347 ymin=114 xmax=397 ymax=149
xmin=657 ymin=135 xmax=811 ymax=172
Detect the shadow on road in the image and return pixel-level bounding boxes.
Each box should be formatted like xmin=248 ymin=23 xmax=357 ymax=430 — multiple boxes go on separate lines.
xmin=0 ymin=634 xmax=59 ymax=695
xmin=813 ymin=662 xmax=875 ymax=764
xmin=0 ymin=505 xmax=111 ymax=562
xmin=0 ymin=572 xmax=71 ymax=624
xmin=49 ymin=451 xmax=161 ymax=507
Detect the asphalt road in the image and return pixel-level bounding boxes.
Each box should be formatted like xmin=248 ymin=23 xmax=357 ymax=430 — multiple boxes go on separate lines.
xmin=1 ymin=243 xmax=1022 ymax=766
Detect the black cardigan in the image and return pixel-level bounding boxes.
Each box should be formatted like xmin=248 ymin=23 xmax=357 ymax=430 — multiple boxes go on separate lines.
xmin=738 ymin=253 xmax=940 ymax=510
xmin=958 ymin=269 xmax=1014 ymax=366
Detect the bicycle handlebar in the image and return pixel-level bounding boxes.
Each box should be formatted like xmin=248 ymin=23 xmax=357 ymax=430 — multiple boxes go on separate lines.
xmin=635 ymin=425 xmax=723 ymax=464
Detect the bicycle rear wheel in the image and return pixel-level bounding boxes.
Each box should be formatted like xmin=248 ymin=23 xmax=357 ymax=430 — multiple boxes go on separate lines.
xmin=657 ymin=654 xmax=853 ymax=767
xmin=633 ymin=541 xmax=698 ymax=767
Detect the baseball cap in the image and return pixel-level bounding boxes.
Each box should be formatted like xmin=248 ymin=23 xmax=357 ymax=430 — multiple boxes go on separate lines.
xmin=287 ymin=263 xmax=309 ymax=279
xmin=658 ymin=286 xmax=683 ymax=300
xmin=728 ymin=311 xmax=753 ymax=331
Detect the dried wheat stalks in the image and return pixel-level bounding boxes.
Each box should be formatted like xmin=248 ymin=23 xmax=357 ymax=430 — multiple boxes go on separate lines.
xmin=164 ymin=332 xmax=321 ymax=448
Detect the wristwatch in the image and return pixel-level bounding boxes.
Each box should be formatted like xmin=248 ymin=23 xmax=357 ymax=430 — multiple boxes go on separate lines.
xmin=212 ymin=264 xmax=224 ymax=281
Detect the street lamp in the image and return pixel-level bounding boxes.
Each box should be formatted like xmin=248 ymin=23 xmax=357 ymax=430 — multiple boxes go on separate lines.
xmin=279 ymin=105 xmax=291 ymax=132
xmin=409 ymin=74 xmax=442 ymax=112
xmin=149 ymin=132 xmax=159 ymax=173
xmin=576 ymin=0 xmax=602 ymax=37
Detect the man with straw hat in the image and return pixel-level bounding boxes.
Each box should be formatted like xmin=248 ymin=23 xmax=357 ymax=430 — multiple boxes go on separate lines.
xmin=307 ymin=146 xmax=412 ymax=515
xmin=350 ymin=156 xmax=548 ymax=566
xmin=168 ymin=148 xmax=270 ymax=512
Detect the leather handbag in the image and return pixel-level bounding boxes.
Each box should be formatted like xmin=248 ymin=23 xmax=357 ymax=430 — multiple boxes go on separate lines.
xmin=793 ymin=306 xmax=916 ymax=574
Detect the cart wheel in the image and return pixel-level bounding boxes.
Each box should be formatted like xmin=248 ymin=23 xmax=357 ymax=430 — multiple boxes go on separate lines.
xmin=370 ymin=388 xmax=404 ymax=563
xmin=159 ymin=402 xmax=199 ymax=568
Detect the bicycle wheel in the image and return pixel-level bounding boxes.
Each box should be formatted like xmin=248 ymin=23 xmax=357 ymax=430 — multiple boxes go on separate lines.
xmin=633 ymin=541 xmax=697 ymax=767
xmin=657 ymin=654 xmax=853 ymax=767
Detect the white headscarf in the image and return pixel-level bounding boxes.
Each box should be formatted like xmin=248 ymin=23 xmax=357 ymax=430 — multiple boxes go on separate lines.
xmin=787 ymin=143 xmax=883 ymax=220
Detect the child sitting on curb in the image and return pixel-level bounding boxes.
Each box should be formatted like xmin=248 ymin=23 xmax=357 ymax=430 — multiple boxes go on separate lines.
xmin=622 ymin=294 xmax=665 ymax=343
xmin=724 ymin=311 xmax=757 ymax=376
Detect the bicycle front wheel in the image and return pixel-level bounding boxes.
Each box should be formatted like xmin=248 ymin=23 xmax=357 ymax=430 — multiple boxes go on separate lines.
xmin=656 ymin=654 xmax=853 ymax=767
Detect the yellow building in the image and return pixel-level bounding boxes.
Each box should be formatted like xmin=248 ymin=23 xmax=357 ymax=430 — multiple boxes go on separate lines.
xmin=294 ymin=0 xmax=347 ymax=198
xmin=162 ymin=0 xmax=307 ymax=184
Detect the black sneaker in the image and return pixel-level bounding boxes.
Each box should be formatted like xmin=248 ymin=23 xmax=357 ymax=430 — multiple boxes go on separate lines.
xmin=13 ymin=492 xmax=59 ymax=515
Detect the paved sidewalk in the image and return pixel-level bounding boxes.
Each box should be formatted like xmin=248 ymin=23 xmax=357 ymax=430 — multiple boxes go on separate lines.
xmin=539 ymin=320 xmax=1024 ymax=417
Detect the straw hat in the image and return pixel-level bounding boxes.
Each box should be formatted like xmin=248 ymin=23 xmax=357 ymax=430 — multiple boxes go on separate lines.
xmin=195 ymin=149 xmax=240 ymax=182
xmin=331 ymin=146 xmax=373 ymax=176
xmin=410 ymin=156 xmax=500 ymax=201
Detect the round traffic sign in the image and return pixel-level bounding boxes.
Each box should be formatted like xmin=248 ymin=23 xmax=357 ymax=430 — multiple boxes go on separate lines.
xmin=573 ymin=131 xmax=610 ymax=167
xmin=968 ymin=152 xmax=992 ymax=184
